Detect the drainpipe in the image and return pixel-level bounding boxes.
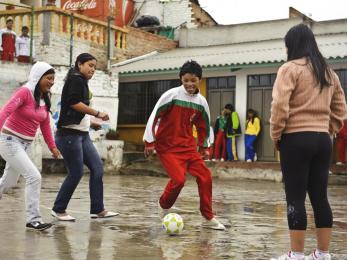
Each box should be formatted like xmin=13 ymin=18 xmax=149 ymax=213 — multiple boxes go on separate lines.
xmin=107 ymin=16 xmax=115 ymax=71
xmin=30 ymin=6 xmax=34 ymax=62
xmin=69 ymin=13 xmax=74 ymax=67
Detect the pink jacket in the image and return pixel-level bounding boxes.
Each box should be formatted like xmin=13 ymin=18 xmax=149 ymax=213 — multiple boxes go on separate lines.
xmin=0 ymin=62 xmax=56 ymax=150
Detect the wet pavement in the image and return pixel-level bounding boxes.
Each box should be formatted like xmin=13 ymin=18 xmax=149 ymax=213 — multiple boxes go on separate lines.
xmin=0 ymin=174 xmax=346 ymax=260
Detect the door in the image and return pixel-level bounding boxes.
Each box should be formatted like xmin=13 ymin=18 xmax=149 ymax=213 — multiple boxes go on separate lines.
xmin=247 ymin=74 xmax=276 ymax=161
xmin=207 ymin=77 xmax=235 ymax=126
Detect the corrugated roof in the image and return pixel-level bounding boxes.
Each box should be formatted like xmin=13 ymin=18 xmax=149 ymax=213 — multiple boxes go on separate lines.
xmin=114 ymin=33 xmax=347 ymax=75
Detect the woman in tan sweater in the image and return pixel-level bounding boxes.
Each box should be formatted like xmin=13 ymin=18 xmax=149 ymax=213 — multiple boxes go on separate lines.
xmin=270 ymin=24 xmax=346 ymax=260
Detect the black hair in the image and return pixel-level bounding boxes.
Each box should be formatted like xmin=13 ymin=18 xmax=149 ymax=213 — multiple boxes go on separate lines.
xmin=65 ymin=53 xmax=97 ymax=81
xmin=247 ymin=108 xmax=257 ymax=124
xmin=284 ymin=23 xmax=332 ymax=90
xmin=179 ymin=60 xmax=202 ymax=79
xmin=6 ymin=18 xmax=13 ymax=23
xmin=22 ymin=26 xmax=29 ymax=31
xmin=224 ymin=103 xmax=234 ymax=111
xmin=34 ymin=69 xmax=55 ymax=112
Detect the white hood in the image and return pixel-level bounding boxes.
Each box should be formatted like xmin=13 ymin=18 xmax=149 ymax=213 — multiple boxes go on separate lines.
xmin=24 ymin=61 xmax=54 ymax=93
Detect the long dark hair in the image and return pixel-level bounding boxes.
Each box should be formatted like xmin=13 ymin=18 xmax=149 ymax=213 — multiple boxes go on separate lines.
xmin=65 ymin=53 xmax=97 ymax=81
xmin=284 ymin=24 xmax=332 ymax=90
xmin=247 ymin=108 xmax=257 ymax=124
xmin=34 ymin=68 xmax=55 ymax=112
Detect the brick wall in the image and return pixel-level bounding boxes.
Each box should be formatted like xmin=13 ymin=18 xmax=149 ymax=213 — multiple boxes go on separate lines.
xmin=34 ymin=32 xmax=108 ymax=70
xmin=121 ymin=27 xmax=177 ymax=59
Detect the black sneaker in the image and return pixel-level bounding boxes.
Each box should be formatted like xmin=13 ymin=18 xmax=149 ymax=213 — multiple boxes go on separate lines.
xmin=26 ymin=221 xmax=53 ymax=231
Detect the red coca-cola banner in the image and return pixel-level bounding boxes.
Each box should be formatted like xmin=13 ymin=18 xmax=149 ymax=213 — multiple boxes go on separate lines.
xmin=61 ymin=0 xmax=111 ymax=22
xmin=61 ymin=0 xmax=134 ymax=27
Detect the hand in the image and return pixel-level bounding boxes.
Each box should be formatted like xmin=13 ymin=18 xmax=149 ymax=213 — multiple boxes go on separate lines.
xmin=90 ymin=121 xmax=101 ymax=131
xmin=273 ymin=140 xmax=280 ymax=151
xmin=144 ymin=146 xmax=155 ymax=158
xmin=51 ymin=147 xmax=61 ymax=159
xmin=97 ymin=112 xmax=109 ymax=121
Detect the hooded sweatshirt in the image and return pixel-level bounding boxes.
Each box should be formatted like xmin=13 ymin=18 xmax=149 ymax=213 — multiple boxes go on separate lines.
xmin=0 ymin=62 xmax=56 ymax=150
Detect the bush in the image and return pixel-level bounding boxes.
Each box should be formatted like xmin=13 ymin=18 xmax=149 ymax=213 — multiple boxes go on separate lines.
xmin=0 ymin=156 xmax=5 ymax=174
xmin=105 ymin=128 xmax=119 ymax=140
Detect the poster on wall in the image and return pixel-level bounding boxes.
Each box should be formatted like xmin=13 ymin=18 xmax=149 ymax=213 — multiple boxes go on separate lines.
xmin=60 ymin=0 xmax=134 ymax=27
xmin=61 ymin=0 xmax=113 ymax=22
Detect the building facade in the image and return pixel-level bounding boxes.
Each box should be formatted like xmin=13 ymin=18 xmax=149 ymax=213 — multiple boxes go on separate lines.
xmin=114 ymin=16 xmax=347 ymax=161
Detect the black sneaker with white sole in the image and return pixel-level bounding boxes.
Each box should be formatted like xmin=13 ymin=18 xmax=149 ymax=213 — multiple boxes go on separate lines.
xmin=26 ymin=221 xmax=53 ymax=231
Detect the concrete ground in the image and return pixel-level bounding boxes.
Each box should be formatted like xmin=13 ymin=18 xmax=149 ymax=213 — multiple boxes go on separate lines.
xmin=0 ymin=174 xmax=346 ymax=260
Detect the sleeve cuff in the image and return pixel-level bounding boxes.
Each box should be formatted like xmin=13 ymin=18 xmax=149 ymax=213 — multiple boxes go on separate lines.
xmin=144 ymin=141 xmax=155 ymax=148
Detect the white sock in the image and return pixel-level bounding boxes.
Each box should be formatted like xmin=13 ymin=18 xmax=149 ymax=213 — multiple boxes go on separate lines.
xmin=290 ymin=251 xmax=305 ymax=259
xmin=314 ymin=249 xmax=329 ymax=257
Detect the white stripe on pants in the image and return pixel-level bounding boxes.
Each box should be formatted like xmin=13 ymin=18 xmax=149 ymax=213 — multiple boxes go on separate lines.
xmin=0 ymin=134 xmax=42 ymax=223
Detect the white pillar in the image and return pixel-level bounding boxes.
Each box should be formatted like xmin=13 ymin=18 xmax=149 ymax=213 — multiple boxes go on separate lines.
xmin=234 ymin=70 xmax=248 ymax=161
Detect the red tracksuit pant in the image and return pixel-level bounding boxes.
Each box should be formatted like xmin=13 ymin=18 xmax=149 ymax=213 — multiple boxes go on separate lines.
xmin=1 ymin=51 xmax=15 ymax=61
xmin=214 ymin=130 xmax=226 ymax=160
xmin=336 ymin=137 xmax=347 ymax=163
xmin=158 ymin=151 xmax=214 ymax=220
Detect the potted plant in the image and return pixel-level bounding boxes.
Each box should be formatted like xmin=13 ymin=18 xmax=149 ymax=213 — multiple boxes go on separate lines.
xmin=105 ymin=128 xmax=119 ymax=140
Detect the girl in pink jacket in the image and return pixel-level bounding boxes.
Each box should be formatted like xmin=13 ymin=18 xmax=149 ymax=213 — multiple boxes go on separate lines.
xmin=0 ymin=61 xmax=60 ymax=231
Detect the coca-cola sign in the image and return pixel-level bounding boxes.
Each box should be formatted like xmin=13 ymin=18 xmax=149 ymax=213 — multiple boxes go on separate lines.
xmin=62 ymin=0 xmax=97 ymax=10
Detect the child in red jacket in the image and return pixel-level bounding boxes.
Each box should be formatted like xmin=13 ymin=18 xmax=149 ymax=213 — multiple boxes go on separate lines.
xmin=0 ymin=18 xmax=16 ymax=61
xmin=143 ymin=60 xmax=225 ymax=230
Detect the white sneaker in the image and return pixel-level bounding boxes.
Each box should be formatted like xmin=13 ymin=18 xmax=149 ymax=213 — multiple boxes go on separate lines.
xmin=202 ymin=217 xmax=226 ymax=230
xmin=90 ymin=210 xmax=119 ymax=219
xmin=211 ymin=159 xmax=216 ymax=162
xmin=305 ymin=250 xmax=331 ymax=260
xmin=246 ymin=159 xmax=252 ymax=162
xmin=270 ymin=252 xmax=305 ymax=260
xmin=336 ymin=161 xmax=344 ymax=166
xmin=51 ymin=210 xmax=76 ymax=221
xmin=158 ymin=201 xmax=169 ymax=220
xmin=220 ymin=158 xmax=224 ymax=162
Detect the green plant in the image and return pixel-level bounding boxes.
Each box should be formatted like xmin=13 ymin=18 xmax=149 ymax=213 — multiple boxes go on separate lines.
xmin=0 ymin=156 xmax=5 ymax=174
xmin=105 ymin=128 xmax=119 ymax=140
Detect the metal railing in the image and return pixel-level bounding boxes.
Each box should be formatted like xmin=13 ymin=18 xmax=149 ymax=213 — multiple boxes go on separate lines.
xmin=0 ymin=4 xmax=128 ymax=66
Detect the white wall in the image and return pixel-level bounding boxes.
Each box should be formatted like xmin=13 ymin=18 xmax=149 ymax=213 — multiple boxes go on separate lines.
xmin=0 ymin=62 xmax=120 ymax=163
xmin=134 ymin=0 xmax=195 ymax=28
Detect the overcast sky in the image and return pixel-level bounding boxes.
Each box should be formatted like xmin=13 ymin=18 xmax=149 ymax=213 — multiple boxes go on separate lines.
xmin=199 ymin=0 xmax=347 ymax=25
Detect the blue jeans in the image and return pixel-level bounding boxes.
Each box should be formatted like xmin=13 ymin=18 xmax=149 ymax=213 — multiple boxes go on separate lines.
xmin=0 ymin=134 xmax=42 ymax=223
xmin=52 ymin=133 xmax=104 ymax=214
xmin=245 ymin=134 xmax=257 ymax=161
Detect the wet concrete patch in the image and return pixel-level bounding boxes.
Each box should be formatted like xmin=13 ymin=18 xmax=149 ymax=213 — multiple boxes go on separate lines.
xmin=0 ymin=175 xmax=346 ymax=259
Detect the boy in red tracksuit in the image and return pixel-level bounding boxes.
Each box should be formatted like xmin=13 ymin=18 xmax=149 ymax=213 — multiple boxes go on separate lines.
xmin=336 ymin=119 xmax=347 ymax=165
xmin=0 ymin=19 xmax=16 ymax=61
xmin=143 ymin=60 xmax=225 ymax=230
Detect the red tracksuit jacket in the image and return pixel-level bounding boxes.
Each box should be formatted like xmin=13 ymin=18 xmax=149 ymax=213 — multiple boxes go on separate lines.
xmin=143 ymin=85 xmax=211 ymax=154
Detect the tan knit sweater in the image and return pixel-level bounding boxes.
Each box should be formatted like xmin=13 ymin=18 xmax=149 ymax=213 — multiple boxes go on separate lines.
xmin=270 ymin=58 xmax=347 ymax=141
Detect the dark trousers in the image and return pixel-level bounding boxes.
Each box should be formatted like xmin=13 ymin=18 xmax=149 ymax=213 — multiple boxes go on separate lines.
xmin=52 ymin=133 xmax=104 ymax=214
xmin=280 ymin=132 xmax=333 ymax=230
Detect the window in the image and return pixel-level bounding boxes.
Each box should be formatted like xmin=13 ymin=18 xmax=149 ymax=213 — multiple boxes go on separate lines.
xmin=248 ymin=74 xmax=276 ymax=87
xmin=118 ymin=79 xmax=180 ymax=124
xmin=335 ymin=69 xmax=347 ymax=100
xmin=207 ymin=76 xmax=236 ymax=89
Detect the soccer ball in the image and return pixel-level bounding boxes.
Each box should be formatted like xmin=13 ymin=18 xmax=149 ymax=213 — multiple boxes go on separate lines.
xmin=162 ymin=213 xmax=184 ymax=235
